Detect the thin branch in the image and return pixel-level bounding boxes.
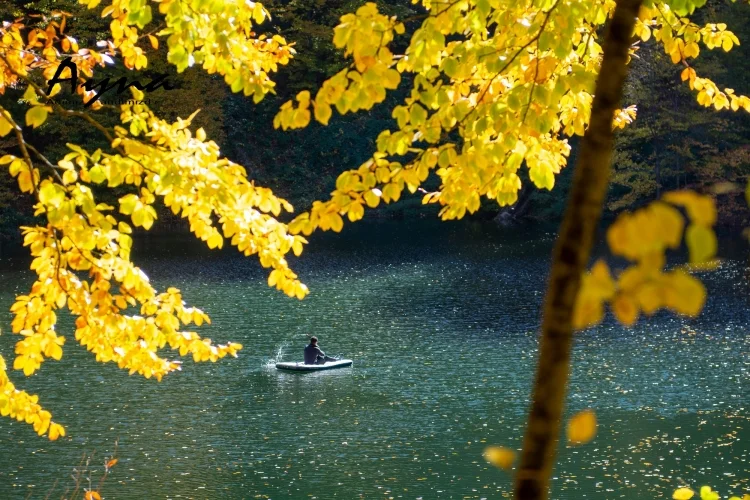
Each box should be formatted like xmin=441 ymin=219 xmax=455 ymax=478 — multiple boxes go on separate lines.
xmin=522 ymin=47 xmax=542 ymax=125
xmin=24 ymin=142 xmax=66 ymax=185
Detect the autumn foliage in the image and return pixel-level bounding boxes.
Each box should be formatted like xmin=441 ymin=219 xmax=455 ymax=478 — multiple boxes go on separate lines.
xmin=0 ymin=0 xmax=747 ymax=482
xmin=0 ymin=0 xmax=304 ymax=440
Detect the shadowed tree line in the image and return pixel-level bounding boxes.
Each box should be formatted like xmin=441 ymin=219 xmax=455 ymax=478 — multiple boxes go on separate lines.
xmin=1 ymin=0 xmax=748 ymax=243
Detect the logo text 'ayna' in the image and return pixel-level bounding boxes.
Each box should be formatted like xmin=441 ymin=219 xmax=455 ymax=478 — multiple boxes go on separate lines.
xmin=46 ymin=58 xmax=175 ymax=107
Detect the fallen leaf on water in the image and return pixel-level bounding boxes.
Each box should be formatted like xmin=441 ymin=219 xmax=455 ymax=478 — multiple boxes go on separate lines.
xmin=483 ymin=446 xmax=515 ymax=471
xmin=567 ymin=409 xmax=597 ymax=445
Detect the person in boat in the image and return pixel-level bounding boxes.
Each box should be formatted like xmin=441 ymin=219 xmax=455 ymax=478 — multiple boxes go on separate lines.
xmin=304 ymin=336 xmax=338 ymax=365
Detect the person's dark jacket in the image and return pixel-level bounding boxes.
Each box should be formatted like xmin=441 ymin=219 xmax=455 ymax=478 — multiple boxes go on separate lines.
xmin=304 ymin=343 xmax=325 ymax=364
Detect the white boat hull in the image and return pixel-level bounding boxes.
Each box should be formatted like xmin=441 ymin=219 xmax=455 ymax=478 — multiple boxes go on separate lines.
xmin=275 ymin=359 xmax=353 ymax=371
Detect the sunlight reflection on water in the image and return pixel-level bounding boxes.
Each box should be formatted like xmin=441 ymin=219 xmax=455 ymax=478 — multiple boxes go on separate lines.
xmin=0 ymin=221 xmax=747 ymax=498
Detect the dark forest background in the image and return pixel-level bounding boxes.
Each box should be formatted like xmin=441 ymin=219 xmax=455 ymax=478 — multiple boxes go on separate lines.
xmin=1 ymin=0 xmax=748 ymax=243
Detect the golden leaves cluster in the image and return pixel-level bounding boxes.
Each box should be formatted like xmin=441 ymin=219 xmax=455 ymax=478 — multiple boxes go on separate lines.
xmin=84 ymin=0 xmax=295 ymax=101
xmin=1 ymin=88 xmax=301 ymax=434
xmin=1 ymin=0 xmax=294 ymax=106
xmin=0 ymin=12 xmax=115 ymax=110
xmin=1 ymin=1 xmax=306 ymax=437
xmin=0 ymin=354 xmax=65 ymax=441
xmin=273 ymin=0 xmax=748 ymax=240
xmin=641 ymin=6 xmax=750 ymax=112
xmin=274 ymin=3 xmax=403 ymax=129
xmin=574 ymin=191 xmax=717 ymax=330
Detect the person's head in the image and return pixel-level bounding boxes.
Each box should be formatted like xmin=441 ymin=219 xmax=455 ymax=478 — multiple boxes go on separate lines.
xmin=310 ymin=336 xmax=318 ymax=345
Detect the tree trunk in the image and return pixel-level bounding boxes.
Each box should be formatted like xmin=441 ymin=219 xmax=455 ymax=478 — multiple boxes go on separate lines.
xmin=514 ymin=0 xmax=644 ymax=498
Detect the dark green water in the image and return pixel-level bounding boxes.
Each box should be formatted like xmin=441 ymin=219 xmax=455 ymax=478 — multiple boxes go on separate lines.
xmin=0 ymin=221 xmax=747 ymax=499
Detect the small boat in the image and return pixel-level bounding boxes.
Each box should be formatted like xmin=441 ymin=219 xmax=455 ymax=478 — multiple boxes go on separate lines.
xmin=275 ymin=359 xmax=353 ymax=372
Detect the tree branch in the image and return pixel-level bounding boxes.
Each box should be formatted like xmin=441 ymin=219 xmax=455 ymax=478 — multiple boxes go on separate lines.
xmin=514 ymin=0 xmax=644 ymax=498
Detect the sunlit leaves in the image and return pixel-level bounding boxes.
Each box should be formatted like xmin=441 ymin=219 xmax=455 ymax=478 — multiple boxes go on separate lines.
xmin=652 ymin=10 xmax=750 ymax=112
xmin=0 ymin=97 xmax=307 ymax=389
xmin=574 ymin=191 xmax=716 ymax=330
xmin=0 ymin=6 xmax=307 ymax=437
xmin=270 ymin=0 xmax=747 ymax=242
xmin=75 ymin=0 xmax=295 ymax=100
xmin=0 ymin=354 xmax=63 ymax=441
xmin=613 ymin=105 xmax=638 ymax=129
xmin=274 ymin=3 xmax=401 ymax=130
xmin=567 ymin=409 xmax=597 ymax=445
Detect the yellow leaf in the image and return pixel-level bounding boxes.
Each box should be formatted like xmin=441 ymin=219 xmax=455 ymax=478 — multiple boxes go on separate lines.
xmin=330 ymin=213 xmax=344 ymax=232
xmin=48 ymin=422 xmax=65 ymax=441
xmin=347 ymin=201 xmax=364 ymax=222
xmin=62 ymin=169 xmax=78 ymax=185
xmin=700 ymin=486 xmax=719 ymax=500
xmin=314 ymin=102 xmax=332 ymax=125
xmin=84 ymin=491 xmax=102 ymax=500
xmin=567 ymin=409 xmax=597 ymax=445
xmin=673 ymin=488 xmax=695 ymax=500
xmin=292 ymin=238 xmax=304 ymax=256
xmin=588 ymin=260 xmax=615 ymax=299
xmin=26 ymin=106 xmax=49 ymax=129
xmin=364 ymin=189 xmax=381 ymax=208
xmin=685 ymin=224 xmax=717 ymax=264
xmin=47 ymin=343 xmax=63 ymax=361
xmin=39 ymin=181 xmax=66 ymax=208
xmin=253 ymin=2 xmax=265 ymax=24
xmin=612 ymin=294 xmax=639 ymax=327
xmin=483 ymin=446 xmax=515 ymax=471
xmin=207 ymin=232 xmax=223 ymax=249
xmin=665 ymin=270 xmax=706 ymax=317
xmin=268 ymin=269 xmax=280 ymax=287
xmin=663 ymin=191 xmax=716 ymax=226
xmin=0 ymin=115 xmax=13 ymax=136
xmin=106 ymin=458 xmax=118 ymax=468
xmin=148 ymin=34 xmax=159 ymax=50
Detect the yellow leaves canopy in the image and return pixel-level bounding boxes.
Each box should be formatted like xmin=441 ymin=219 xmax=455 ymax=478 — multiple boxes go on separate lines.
xmin=0 ymin=4 xmax=308 ymax=438
xmin=267 ymin=0 xmax=747 ymax=243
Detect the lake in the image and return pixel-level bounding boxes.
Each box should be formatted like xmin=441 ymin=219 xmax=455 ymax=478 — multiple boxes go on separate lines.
xmin=0 ymin=220 xmax=747 ymax=499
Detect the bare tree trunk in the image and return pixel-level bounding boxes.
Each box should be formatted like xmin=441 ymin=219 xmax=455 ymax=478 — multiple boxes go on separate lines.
xmin=514 ymin=0 xmax=644 ymax=498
